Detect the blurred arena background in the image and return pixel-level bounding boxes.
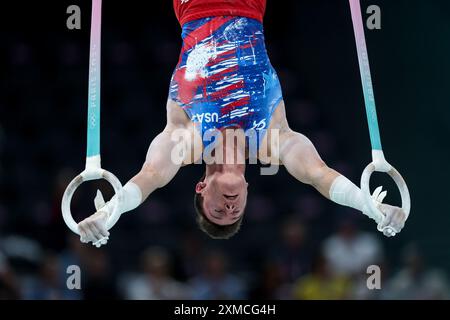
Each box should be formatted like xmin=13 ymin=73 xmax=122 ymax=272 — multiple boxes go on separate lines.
xmin=0 ymin=0 xmax=450 ymax=299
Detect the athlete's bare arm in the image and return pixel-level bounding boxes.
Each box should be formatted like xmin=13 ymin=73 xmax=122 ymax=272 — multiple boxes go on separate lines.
xmin=77 ymin=99 xmax=200 ymax=245
xmin=262 ymin=101 xmax=339 ymax=198
xmin=266 ymin=101 xmax=406 ymax=236
xmin=131 ymin=99 xmax=200 ymax=199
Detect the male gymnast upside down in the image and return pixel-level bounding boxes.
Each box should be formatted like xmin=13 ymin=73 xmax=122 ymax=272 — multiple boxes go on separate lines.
xmin=78 ymin=0 xmax=406 ymax=246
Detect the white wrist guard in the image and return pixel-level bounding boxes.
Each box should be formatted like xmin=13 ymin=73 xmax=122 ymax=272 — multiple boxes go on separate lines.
xmin=329 ymin=175 xmax=376 ymax=221
xmin=101 ymin=182 xmax=142 ymax=216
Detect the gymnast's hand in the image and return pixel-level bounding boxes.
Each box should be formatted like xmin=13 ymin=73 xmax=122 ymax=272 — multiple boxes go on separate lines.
xmin=78 ymin=190 xmax=111 ymax=248
xmin=370 ymin=187 xmax=407 ymax=237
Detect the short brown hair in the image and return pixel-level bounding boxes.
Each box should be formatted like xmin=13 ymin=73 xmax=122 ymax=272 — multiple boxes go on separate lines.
xmin=194 ymin=174 xmax=244 ymax=240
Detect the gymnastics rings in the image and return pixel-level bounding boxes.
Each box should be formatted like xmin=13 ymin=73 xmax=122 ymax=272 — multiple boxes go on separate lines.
xmin=61 ymin=0 xmax=123 ymax=239
xmin=350 ymin=0 xmax=411 ymax=234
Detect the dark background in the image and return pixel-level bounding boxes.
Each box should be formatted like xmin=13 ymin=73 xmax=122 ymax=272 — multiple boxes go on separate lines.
xmin=0 ymin=0 xmax=449 ymax=299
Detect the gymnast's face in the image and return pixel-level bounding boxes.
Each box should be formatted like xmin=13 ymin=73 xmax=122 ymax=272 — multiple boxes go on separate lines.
xmin=196 ymin=171 xmax=248 ymax=226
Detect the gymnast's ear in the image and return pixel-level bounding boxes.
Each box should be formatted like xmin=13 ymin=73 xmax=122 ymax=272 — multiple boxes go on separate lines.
xmin=195 ymin=181 xmax=206 ymax=193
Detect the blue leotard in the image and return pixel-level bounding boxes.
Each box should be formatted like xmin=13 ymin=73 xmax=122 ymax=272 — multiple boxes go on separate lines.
xmin=169 ymin=16 xmax=283 ymax=149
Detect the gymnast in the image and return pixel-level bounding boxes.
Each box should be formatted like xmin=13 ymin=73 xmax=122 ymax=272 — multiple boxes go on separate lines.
xmin=76 ymin=0 xmax=406 ymax=246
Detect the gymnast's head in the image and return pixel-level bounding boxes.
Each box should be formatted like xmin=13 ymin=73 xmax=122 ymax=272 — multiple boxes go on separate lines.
xmin=194 ymin=170 xmax=248 ymax=239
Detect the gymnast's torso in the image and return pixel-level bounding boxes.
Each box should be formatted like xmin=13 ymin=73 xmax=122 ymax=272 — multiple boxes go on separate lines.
xmin=168 ymin=0 xmax=285 ymax=152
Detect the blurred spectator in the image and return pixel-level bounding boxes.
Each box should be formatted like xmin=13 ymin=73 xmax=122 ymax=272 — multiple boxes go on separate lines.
xmin=22 ymin=253 xmax=64 ymax=299
xmin=120 ymin=246 xmax=187 ymax=300
xmin=81 ymin=248 xmax=118 ymax=300
xmin=382 ymin=245 xmax=450 ymax=300
xmin=189 ymin=250 xmax=246 ymax=300
xmin=178 ymin=231 xmax=204 ymax=280
xmin=292 ymin=253 xmax=350 ymax=300
xmin=0 ymin=251 xmax=20 ymax=299
xmin=249 ymin=261 xmax=286 ymax=300
xmin=322 ymin=218 xmax=383 ymax=278
xmin=271 ymin=218 xmax=312 ymax=282
xmin=1 ymin=235 xmax=43 ymax=270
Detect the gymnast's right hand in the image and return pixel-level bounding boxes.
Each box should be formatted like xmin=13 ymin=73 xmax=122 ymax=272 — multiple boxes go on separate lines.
xmin=78 ymin=190 xmax=111 ymax=248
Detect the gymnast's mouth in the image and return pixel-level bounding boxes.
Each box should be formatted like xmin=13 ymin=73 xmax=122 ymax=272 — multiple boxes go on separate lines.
xmin=224 ymin=194 xmax=238 ymax=200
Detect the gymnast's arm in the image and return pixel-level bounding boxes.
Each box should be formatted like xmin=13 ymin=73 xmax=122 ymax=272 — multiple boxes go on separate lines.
xmin=276 ymin=108 xmax=405 ymax=236
xmin=77 ymin=99 xmax=195 ymax=244
xmin=132 ymin=125 xmax=187 ymax=198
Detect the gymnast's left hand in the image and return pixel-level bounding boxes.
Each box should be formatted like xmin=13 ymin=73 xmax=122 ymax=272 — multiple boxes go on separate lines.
xmin=376 ymin=203 xmax=406 ymax=237
xmin=78 ymin=190 xmax=111 ymax=248
xmin=370 ymin=186 xmax=407 ymax=237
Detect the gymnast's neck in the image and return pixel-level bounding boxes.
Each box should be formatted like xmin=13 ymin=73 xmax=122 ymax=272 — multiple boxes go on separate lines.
xmin=205 ymin=131 xmax=246 ymax=174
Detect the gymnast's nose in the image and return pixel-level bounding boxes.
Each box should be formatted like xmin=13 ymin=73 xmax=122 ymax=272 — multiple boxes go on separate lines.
xmin=225 ymin=203 xmax=235 ymax=212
